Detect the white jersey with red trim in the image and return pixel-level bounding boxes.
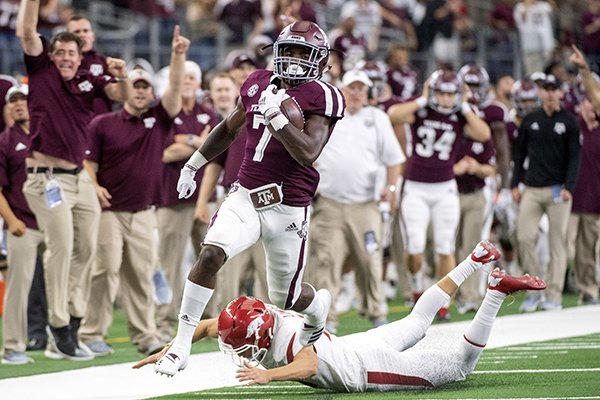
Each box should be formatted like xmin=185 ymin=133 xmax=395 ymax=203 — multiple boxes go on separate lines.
xmin=260 ymin=305 xmax=472 ymax=392
xmin=263 ymin=306 xmax=365 ymax=392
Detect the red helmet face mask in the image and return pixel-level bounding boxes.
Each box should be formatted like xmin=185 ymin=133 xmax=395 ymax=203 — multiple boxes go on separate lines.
xmin=217 ymin=296 xmax=274 ymax=367
xmin=458 ymin=64 xmax=489 ymax=106
xmin=273 ymin=20 xmax=330 ymax=86
xmin=428 ymin=69 xmax=464 ymax=115
xmin=511 ymin=79 xmax=540 ymax=117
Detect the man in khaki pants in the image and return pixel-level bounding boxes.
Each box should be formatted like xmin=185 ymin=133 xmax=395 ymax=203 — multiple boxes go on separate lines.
xmin=511 ymin=74 xmax=581 ymax=312
xmin=0 ymin=85 xmax=44 ymax=365
xmin=80 ymin=27 xmax=190 ymax=356
xmin=569 ymin=46 xmax=600 ymax=305
xmin=155 ymin=61 xmax=218 ymax=341
xmin=453 ymin=138 xmax=497 ymax=314
xmin=17 ymin=0 xmax=128 ymax=360
xmin=309 ymin=70 xmax=405 ymax=333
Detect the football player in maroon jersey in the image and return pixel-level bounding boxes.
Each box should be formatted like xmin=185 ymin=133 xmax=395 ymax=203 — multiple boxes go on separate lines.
xmin=154 ymin=21 xmax=345 ymax=377
xmin=388 ymin=69 xmax=490 ymax=321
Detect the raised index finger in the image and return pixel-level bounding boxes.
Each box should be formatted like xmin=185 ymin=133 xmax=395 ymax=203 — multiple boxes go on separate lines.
xmin=173 ymin=25 xmax=180 ymax=40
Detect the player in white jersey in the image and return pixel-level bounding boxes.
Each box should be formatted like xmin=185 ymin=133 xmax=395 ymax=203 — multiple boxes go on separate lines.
xmin=134 ymin=241 xmax=546 ymax=392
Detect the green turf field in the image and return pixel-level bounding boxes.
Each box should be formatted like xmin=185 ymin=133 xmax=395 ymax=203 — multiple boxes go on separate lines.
xmin=150 ymin=332 xmax=600 ymax=399
xmin=0 ymin=292 xmax=584 ymax=380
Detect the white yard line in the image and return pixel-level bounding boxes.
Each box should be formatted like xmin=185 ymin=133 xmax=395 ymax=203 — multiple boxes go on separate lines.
xmin=420 ymin=397 xmax=600 ymax=400
xmin=1 ymin=305 xmax=599 ymax=400
xmin=472 ymin=367 xmax=600 ymax=374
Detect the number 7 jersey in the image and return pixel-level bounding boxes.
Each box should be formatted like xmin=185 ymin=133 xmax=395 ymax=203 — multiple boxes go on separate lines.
xmin=405 ymin=106 xmax=468 ymax=183
xmin=238 ymin=70 xmax=345 ymax=207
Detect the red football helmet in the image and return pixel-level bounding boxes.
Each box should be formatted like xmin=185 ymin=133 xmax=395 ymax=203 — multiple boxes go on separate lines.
xmin=511 ymin=79 xmax=540 ymax=117
xmin=273 ymin=20 xmax=330 ymax=86
xmin=217 ymin=296 xmax=274 ymax=367
xmin=428 ymin=69 xmax=464 ymax=114
xmin=457 ymin=64 xmax=490 ymax=106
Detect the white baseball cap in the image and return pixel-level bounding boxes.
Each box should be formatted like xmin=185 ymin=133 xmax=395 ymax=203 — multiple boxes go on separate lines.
xmin=128 ymin=68 xmax=154 ymax=85
xmin=342 ymin=70 xmax=373 ymax=88
xmin=5 ymin=84 xmax=29 ymax=102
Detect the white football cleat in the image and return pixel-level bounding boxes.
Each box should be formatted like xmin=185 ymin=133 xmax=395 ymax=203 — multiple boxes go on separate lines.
xmin=154 ymin=350 xmax=189 ymax=377
xmin=299 ymin=289 xmax=331 ymax=347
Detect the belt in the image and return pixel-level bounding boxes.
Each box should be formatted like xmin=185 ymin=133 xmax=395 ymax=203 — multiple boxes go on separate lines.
xmin=27 ymin=166 xmax=83 ymax=175
xmin=248 ymin=183 xmax=283 ymax=209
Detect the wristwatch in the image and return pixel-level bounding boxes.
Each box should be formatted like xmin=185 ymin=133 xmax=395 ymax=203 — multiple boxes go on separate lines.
xmin=187 ymin=134 xmax=195 ymax=147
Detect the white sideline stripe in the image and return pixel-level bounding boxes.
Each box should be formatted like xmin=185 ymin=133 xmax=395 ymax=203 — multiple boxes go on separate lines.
xmin=473 ymin=367 xmax=600 ymax=374
xmin=505 ymin=345 xmax=600 ymax=350
xmin=1 ymin=305 xmax=599 ymax=400
xmin=485 ymin=351 xmax=568 ymax=355
xmin=419 ymin=397 xmax=600 ymax=400
xmin=480 ymin=355 xmax=538 ymax=360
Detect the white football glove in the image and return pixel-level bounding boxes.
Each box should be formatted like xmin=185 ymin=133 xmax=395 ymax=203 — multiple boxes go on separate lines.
xmin=257 ymin=84 xmax=288 ymax=120
xmin=177 ymin=165 xmax=197 ymax=199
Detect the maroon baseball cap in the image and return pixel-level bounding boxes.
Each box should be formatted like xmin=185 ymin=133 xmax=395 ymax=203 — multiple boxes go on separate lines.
xmin=230 ymin=54 xmax=257 ymax=70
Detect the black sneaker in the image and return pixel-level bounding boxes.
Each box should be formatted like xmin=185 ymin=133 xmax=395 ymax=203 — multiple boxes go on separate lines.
xmin=48 ymin=325 xmax=93 ymax=361
xmin=26 ymin=337 xmax=48 ymax=351
xmin=69 ymin=316 xmax=82 ymax=344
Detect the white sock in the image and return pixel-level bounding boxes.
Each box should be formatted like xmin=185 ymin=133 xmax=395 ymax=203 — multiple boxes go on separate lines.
xmin=447 ymin=257 xmax=479 ymax=287
xmin=411 ymin=284 xmax=450 ymax=324
xmin=171 ymin=280 xmax=214 ymax=353
xmin=302 ymin=286 xmax=325 ymax=325
xmin=463 ymin=289 xmax=506 ymax=347
xmin=412 ymin=270 xmax=424 ymax=293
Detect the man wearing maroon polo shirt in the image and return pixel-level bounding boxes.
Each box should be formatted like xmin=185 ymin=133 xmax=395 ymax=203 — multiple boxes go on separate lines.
xmin=0 ymin=85 xmax=44 ymax=365
xmin=569 ymin=46 xmax=600 ymax=305
xmin=79 ymin=26 xmax=191 ymax=356
xmin=66 ymin=14 xmax=114 ymax=114
xmin=155 ymin=60 xmax=219 ymax=340
xmin=16 ymin=0 xmax=128 ymax=360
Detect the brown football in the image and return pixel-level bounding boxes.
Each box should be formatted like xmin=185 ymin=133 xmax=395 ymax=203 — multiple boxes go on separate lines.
xmin=280 ymin=97 xmax=305 ymax=130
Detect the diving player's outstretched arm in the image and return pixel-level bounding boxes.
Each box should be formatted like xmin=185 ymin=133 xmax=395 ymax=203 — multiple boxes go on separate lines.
xmin=132 ymin=319 xmax=219 ymax=369
xmin=236 ymin=346 xmax=318 ymax=385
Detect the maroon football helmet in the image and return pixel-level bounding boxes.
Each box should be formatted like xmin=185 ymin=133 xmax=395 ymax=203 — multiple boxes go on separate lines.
xmin=273 ymin=20 xmax=330 ymax=86
xmin=356 ymin=59 xmax=387 ymax=99
xmin=218 ymin=296 xmax=274 ymax=367
xmin=511 ymin=79 xmax=540 ymax=117
xmin=428 ymin=69 xmax=463 ymax=114
xmin=457 ymin=64 xmax=490 ymax=106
